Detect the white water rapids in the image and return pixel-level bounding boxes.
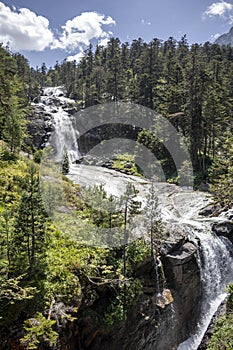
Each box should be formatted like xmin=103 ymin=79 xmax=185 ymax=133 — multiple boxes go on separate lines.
xmin=39 ymin=87 xmax=233 ymax=350
xmin=178 ymin=226 xmax=233 ymax=349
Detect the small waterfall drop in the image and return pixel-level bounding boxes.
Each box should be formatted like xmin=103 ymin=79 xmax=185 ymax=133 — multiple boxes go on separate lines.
xmin=178 ymin=224 xmax=233 ymax=350
xmin=40 ymin=86 xmax=81 ymax=162
xmin=154 ymin=254 xmax=161 ymax=293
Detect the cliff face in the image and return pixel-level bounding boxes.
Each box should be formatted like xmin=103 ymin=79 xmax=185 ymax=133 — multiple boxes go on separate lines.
xmin=78 ymin=124 xmax=141 ymax=155
xmin=85 ymin=237 xmax=201 ymax=350
xmin=26 ymin=105 xmax=55 ymax=149
xmin=2 ymin=230 xmax=231 ymax=350
xmin=20 ymin=235 xmax=199 ymax=350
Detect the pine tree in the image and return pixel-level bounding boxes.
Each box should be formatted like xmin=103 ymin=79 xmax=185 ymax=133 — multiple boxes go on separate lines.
xmin=209 ymin=136 xmax=233 ymax=208
xmin=11 ymin=164 xmax=47 ymax=276
xmin=61 ymin=149 xmax=70 ymax=175
xmin=121 ymin=183 xmax=141 ymax=276
xmin=3 ymin=92 xmax=27 ymax=153
xmin=144 ymin=183 xmax=162 ymax=255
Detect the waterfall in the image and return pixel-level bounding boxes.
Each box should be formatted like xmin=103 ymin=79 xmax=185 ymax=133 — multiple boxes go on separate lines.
xmin=178 ymin=224 xmax=233 ymax=350
xmin=40 ymin=86 xmax=80 ymax=162
xmin=154 ymin=254 xmax=161 ymax=293
xmin=37 ymin=87 xmax=233 ymax=349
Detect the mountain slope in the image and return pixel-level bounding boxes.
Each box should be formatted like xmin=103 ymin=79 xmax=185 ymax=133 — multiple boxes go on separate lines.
xmin=215 ymin=27 xmax=233 ymax=46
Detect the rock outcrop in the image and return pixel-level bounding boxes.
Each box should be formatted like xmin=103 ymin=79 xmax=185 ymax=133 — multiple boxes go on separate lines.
xmin=87 ymin=237 xmax=201 ymax=350
xmin=26 ymin=106 xmax=55 ymax=149
xmin=212 ymin=221 xmax=233 ymax=244
xmin=78 ymin=123 xmax=141 ymax=155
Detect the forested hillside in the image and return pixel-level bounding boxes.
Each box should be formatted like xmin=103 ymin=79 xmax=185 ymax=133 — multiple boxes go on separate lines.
xmin=1 ymin=37 xmax=233 ymax=349
xmin=43 ymin=37 xmax=233 ymax=175
xmin=2 ymin=37 xmax=233 ymax=179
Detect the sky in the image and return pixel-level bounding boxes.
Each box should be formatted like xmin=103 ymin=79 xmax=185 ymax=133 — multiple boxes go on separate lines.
xmin=1 ymin=0 xmax=233 ymax=67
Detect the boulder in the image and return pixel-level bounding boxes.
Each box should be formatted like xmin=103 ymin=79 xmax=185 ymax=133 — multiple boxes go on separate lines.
xmin=198 ymin=182 xmax=210 ymax=192
xmin=156 ymin=289 xmax=174 ymax=309
xmin=124 ymin=162 xmax=133 ymax=169
xmin=212 ymin=221 xmax=233 ymax=244
xmin=160 ymin=236 xmax=187 ymax=256
xmin=165 ymin=242 xmax=197 ymax=266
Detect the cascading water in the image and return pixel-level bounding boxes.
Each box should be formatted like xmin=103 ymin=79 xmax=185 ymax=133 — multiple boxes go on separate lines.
xmin=177 ymin=222 xmax=233 ymax=350
xmin=38 ymin=87 xmax=233 ymax=349
xmin=40 ymin=86 xmax=81 ymax=162
xmin=67 ymin=165 xmax=233 ymax=349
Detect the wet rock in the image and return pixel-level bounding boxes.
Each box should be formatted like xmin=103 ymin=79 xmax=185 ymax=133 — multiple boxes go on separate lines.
xmin=199 ymin=203 xmax=221 ymax=217
xmin=198 ymin=182 xmax=210 ymax=192
xmin=155 ymin=289 xmax=174 ymax=308
xmin=124 ymin=162 xmax=133 ymax=169
xmin=27 ymin=87 xmax=78 ymax=151
xmin=160 ymin=235 xmax=187 ymax=256
xmin=212 ymin=221 xmax=233 ymax=244
xmin=64 ymin=106 xmax=79 ymax=115
xmin=220 ymin=208 xmax=233 ymax=220
xmin=26 ymin=106 xmax=55 ymax=149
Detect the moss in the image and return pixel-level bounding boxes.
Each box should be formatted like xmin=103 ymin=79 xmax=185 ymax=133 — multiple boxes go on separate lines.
xmin=111 ymin=153 xmax=143 ymax=177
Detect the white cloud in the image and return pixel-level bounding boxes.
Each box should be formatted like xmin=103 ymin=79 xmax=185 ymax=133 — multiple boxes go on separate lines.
xmin=0 ymin=2 xmax=54 ymax=51
xmin=211 ymin=33 xmax=221 ymax=40
xmin=66 ymin=51 xmax=85 ymax=62
xmin=51 ymin=12 xmax=116 ymax=51
xmin=203 ymin=1 xmax=233 ymax=21
xmin=98 ymin=37 xmax=110 ymax=47
xmin=0 ymin=4 xmax=116 ymax=62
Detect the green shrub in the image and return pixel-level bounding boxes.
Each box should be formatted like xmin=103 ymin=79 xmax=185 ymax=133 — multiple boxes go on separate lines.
xmin=20 ymin=313 xmax=58 ymax=350
xmin=207 ymin=314 xmax=233 ymax=350
xmin=111 ymin=153 xmax=143 ymax=177
xmin=127 ymin=238 xmax=151 ymax=267
xmin=33 ymin=149 xmax=43 ymax=164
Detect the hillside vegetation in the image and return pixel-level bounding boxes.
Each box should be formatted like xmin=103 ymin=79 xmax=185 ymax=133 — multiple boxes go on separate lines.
xmin=0 ymin=38 xmax=233 ymax=348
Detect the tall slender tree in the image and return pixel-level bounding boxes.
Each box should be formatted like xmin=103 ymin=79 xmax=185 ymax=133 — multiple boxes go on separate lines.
xmin=11 ymin=164 xmax=47 ymax=276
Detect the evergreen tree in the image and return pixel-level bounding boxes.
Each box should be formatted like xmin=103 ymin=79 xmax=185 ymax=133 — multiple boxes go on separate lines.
xmin=11 ymin=164 xmax=47 ymax=276
xmin=61 ymin=149 xmax=70 ymax=175
xmin=144 ymin=183 xmax=162 ymax=255
xmin=3 ymin=93 xmax=27 ymax=154
xmin=209 ymin=136 xmax=233 ymax=208
xmin=121 ymin=183 xmax=141 ymax=276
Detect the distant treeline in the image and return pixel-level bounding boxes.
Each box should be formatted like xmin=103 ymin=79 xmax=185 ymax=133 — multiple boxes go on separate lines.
xmin=1 ymin=37 xmax=233 ymax=174
xmin=32 ymin=37 xmax=233 ymax=174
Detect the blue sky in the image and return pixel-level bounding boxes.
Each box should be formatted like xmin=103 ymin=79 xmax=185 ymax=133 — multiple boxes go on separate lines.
xmin=1 ymin=0 xmax=233 ymax=67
